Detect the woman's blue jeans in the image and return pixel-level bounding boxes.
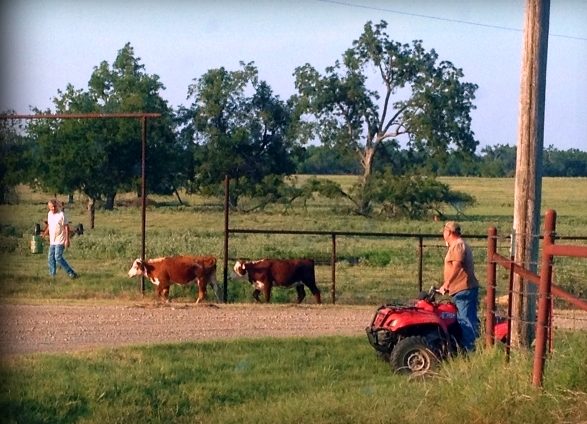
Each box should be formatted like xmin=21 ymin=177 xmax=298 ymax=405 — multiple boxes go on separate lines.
xmin=48 ymin=244 xmax=75 ymax=277
xmin=452 ymin=286 xmax=480 ymax=351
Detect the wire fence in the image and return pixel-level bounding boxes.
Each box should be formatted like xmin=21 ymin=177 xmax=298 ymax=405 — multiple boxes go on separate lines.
xmin=224 ymin=209 xmax=587 ymax=387
xmin=224 ymin=228 xmax=493 ymax=304
xmin=485 ymin=210 xmax=587 ymax=387
xmin=224 ymin=227 xmax=586 ymax=306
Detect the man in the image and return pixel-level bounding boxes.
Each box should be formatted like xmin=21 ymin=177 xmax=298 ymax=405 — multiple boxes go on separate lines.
xmin=439 ymin=221 xmax=479 ymax=352
xmin=45 ymin=199 xmax=78 ymax=279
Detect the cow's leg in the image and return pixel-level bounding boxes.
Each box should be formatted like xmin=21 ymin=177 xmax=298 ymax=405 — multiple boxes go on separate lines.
xmin=309 ymin=285 xmax=322 ymax=304
xmin=159 ymin=285 xmax=170 ymax=303
xmin=252 ymin=289 xmax=262 ymax=302
xmin=196 ymin=278 xmax=206 ymax=304
xmin=295 ymin=284 xmax=306 ymax=303
xmin=263 ymin=285 xmax=272 ymax=303
xmin=156 ymin=285 xmax=163 ymax=301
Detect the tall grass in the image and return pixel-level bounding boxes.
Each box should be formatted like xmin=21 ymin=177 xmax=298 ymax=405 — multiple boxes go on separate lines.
xmin=1 ymin=334 xmax=586 ymax=423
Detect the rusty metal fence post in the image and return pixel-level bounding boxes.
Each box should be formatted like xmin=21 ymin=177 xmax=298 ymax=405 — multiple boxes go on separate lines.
xmin=532 ymin=209 xmax=556 ymax=387
xmin=331 ymin=233 xmax=337 ymax=304
xmin=222 ymin=175 xmax=230 ymax=303
xmin=417 ymin=236 xmax=424 ymax=292
xmin=140 ymin=116 xmax=147 ymax=294
xmin=486 ymin=227 xmax=497 ymax=347
xmin=505 ymin=235 xmax=515 ymax=362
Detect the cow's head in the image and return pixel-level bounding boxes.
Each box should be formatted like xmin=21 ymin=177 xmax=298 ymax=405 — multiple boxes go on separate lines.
xmin=233 ymin=260 xmax=247 ymax=277
xmin=127 ymin=258 xmax=146 ymax=278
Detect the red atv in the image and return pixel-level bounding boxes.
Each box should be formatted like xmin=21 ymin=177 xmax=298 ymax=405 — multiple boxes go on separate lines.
xmin=366 ymin=287 xmax=508 ymax=376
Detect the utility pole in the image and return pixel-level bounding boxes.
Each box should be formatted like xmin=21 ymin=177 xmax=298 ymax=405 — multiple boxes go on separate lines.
xmin=511 ymin=0 xmax=550 ymax=348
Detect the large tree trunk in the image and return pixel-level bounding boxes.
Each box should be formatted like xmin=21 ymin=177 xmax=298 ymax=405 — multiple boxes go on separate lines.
xmin=361 ymin=146 xmax=376 ymax=182
xmin=173 ymin=187 xmax=184 ymax=206
xmin=229 ymin=177 xmax=239 ymax=209
xmin=358 ymin=145 xmax=377 ymax=214
xmin=104 ymin=192 xmax=116 ymax=210
xmin=87 ymin=197 xmax=96 ymax=230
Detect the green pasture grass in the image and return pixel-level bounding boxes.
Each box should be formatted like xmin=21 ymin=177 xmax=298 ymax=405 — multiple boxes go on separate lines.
xmin=443 ymin=176 xmax=587 ymax=236
xmin=1 ymin=180 xmax=585 ymax=424
xmin=1 ymin=178 xmax=586 ymax=305
xmin=1 ymin=333 xmax=586 ymax=423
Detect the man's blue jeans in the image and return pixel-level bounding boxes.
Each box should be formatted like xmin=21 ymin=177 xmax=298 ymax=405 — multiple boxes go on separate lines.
xmin=48 ymin=244 xmax=75 ymax=277
xmin=452 ymin=287 xmax=480 ymax=351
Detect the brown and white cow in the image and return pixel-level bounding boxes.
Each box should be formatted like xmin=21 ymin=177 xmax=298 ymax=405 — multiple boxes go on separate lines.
xmin=128 ymin=255 xmax=220 ymax=303
xmin=233 ymin=258 xmax=321 ymax=304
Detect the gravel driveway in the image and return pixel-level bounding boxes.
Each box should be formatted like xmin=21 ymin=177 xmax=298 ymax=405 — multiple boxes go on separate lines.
xmin=2 ymin=302 xmax=584 ymax=358
xmin=0 ymin=302 xmax=375 ymax=357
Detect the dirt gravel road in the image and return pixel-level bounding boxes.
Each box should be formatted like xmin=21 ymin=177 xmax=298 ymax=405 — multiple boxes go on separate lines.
xmin=2 ymin=302 xmax=585 ymax=358
xmin=0 ymin=303 xmax=375 ymax=357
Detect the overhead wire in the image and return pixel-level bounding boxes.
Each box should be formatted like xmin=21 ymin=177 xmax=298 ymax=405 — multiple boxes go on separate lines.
xmin=317 ymin=0 xmax=587 ymax=41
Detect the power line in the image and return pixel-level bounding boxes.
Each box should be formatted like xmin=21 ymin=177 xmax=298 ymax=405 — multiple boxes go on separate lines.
xmin=317 ymin=0 xmax=587 ymax=41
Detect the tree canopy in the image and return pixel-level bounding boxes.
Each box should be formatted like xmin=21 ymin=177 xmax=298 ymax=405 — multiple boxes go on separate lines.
xmin=180 ymin=61 xmax=302 ymax=208
xmin=293 ymin=20 xmax=479 ymax=214
xmin=2 ymin=31 xmax=585 ymax=221
xmin=26 ymin=43 xmax=179 ymax=211
xmin=0 ymin=117 xmax=33 ymax=203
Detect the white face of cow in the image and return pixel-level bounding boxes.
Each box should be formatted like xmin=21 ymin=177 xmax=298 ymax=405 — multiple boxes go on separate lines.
xmin=233 ymin=260 xmax=247 ymax=277
xmin=127 ymin=259 xmax=144 ymax=278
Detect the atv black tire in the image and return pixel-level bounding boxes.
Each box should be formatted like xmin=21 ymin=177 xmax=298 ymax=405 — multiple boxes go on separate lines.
xmin=389 ymin=336 xmax=440 ymax=376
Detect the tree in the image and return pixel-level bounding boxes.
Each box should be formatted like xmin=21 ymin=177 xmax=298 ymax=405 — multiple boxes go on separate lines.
xmin=293 ymin=20 xmax=478 ymax=214
xmin=85 ymin=43 xmax=180 ymax=204
xmin=543 ymin=145 xmax=587 ymax=176
xmin=296 ymin=144 xmax=361 ymax=175
xmin=0 ymin=115 xmax=34 ymax=203
xmin=365 ymin=171 xmax=475 ymax=219
xmin=28 ymin=43 xmax=179 ymax=226
xmin=182 ymin=62 xmax=300 ymax=208
xmin=28 ymin=87 xmax=98 ymax=199
xmin=478 ymin=144 xmax=517 ymax=177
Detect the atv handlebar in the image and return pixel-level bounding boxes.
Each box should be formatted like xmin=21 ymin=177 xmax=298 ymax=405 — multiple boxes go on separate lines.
xmin=420 ymin=286 xmax=445 ymax=302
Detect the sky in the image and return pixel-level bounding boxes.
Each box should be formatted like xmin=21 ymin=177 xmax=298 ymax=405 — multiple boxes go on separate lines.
xmin=1 ymin=0 xmax=586 ymax=151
